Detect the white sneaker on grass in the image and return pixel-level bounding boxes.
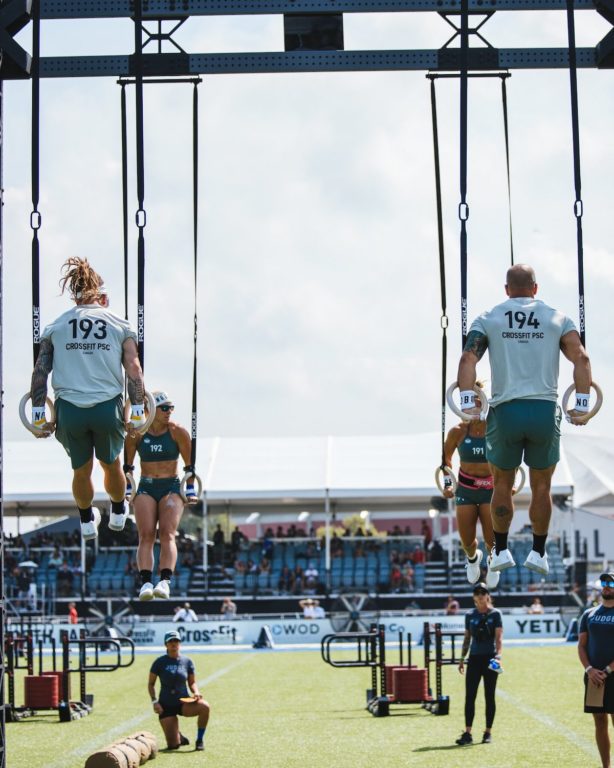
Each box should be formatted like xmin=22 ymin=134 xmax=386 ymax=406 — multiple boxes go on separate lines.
xmin=524 ymin=550 xmax=549 ymax=576
xmin=80 ymin=507 xmax=101 ymax=542
xmin=139 ymin=582 xmax=154 ymax=601
xmin=153 ymin=580 xmax=171 ymax=599
xmin=489 ymin=547 xmax=515 ymax=572
xmin=465 ymin=549 xmax=483 ymax=584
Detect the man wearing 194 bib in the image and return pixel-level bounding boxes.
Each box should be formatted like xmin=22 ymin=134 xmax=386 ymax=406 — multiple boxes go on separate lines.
xmin=457 ymin=264 xmax=592 ymax=576
xmin=30 ymin=258 xmax=146 ymax=541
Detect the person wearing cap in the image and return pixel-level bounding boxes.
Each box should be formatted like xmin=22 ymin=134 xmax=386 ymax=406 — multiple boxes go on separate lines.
xmin=29 ymin=257 xmax=145 ymax=542
xmin=457 ymin=264 xmax=593 ymax=577
xmin=441 ymin=382 xmax=499 ymax=590
xmin=455 ymin=583 xmax=503 ymax=747
xmin=173 ymin=602 xmax=198 ymax=622
xmin=578 ymin=572 xmax=614 ymax=768
xmin=149 ymin=631 xmax=210 ymax=752
xmin=124 ymin=391 xmax=198 ymax=601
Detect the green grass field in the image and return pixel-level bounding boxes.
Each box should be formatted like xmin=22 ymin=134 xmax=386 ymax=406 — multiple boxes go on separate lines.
xmin=6 ymin=643 xmax=600 ymax=768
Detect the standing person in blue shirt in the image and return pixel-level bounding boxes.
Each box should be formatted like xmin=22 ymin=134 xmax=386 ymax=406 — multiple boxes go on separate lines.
xmin=457 ymin=264 xmax=593 ymax=576
xmin=29 ymin=257 xmax=145 ymax=541
xmin=455 ymin=582 xmax=503 ymax=746
xmin=442 ymin=383 xmax=498 ymax=589
xmin=148 ymin=631 xmax=210 ymax=752
xmin=124 ymin=391 xmax=198 ymax=601
xmin=578 ymin=572 xmax=614 ymax=768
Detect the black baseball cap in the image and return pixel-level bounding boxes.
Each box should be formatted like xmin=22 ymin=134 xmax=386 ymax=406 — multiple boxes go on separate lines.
xmin=599 ymin=572 xmax=614 ymax=586
xmin=473 ymin=583 xmax=490 ymax=595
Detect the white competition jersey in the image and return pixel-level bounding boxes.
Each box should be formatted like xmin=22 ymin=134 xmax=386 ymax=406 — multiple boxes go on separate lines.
xmin=470 ymin=297 xmax=576 ymax=406
xmin=41 ymin=304 xmax=137 ymax=407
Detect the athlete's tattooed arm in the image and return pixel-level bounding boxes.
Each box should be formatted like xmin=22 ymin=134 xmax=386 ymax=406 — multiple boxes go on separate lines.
xmin=463 ymin=331 xmax=488 ymax=360
xmin=122 ymin=338 xmax=145 ymax=405
xmin=30 ymin=338 xmax=54 ymax=407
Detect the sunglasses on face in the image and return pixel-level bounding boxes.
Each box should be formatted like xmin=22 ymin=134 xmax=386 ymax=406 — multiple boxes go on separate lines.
xmin=159 ymin=405 xmax=174 ymax=412
xmin=601 ymin=581 xmax=614 ymax=589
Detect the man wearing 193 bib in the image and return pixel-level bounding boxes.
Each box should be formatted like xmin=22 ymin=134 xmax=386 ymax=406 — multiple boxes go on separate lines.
xmin=457 ymin=264 xmax=592 ymax=576
xmin=29 ymin=258 xmax=146 ymax=541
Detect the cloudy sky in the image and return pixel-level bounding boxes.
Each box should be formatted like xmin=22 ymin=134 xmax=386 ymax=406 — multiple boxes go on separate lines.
xmin=4 ymin=9 xmax=613 ymax=448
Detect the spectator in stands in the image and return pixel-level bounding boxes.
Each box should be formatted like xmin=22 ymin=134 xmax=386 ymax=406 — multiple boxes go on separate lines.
xmin=445 ymin=595 xmax=460 ymax=615
xmin=577 ymin=571 xmax=614 ymax=768
xmin=49 ymin=547 xmax=64 ymax=568
xmin=528 ymin=597 xmax=545 ymax=614
xmin=300 ymin=598 xmax=325 ymax=619
xmin=421 ymin=520 xmax=432 ymax=549
xmin=212 ymin=524 xmax=225 ymax=565
xmin=354 ymin=542 xmax=365 ymax=558
xmin=262 ymin=529 xmax=274 ymax=560
xmin=331 ymin=534 xmax=343 ymax=557
xmin=403 ymin=563 xmax=415 ymax=592
xmin=441 ymin=383 xmax=498 ymax=590
xmin=220 ymin=597 xmax=237 ymax=620
xmin=230 ymin=526 xmax=246 ymax=555
xmin=390 ymin=565 xmax=402 ymax=593
xmin=56 ymin=561 xmax=74 ymax=598
xmin=278 ymin=566 xmax=294 ymax=594
xmin=149 ymin=631 xmax=210 ymax=751
xmin=15 ymin=567 xmax=34 ymax=611
xmin=259 ymin=557 xmax=271 ymax=574
xmin=304 ymin=562 xmax=319 ymax=594
xmin=124 ymin=391 xmax=198 ymax=602
xmin=391 ymin=525 xmax=403 ymax=537
xmin=174 ymin=602 xmax=198 ymax=622
xmin=292 ymin=565 xmax=305 ymax=594
xmin=428 ymin=540 xmax=445 ymax=562
xmin=68 ymin=602 xmax=78 ymax=624
xmin=275 ymin=526 xmax=285 ymax=538
xmin=234 ymin=558 xmax=247 ymax=574
xmin=457 ymin=264 xmax=593 ymax=579
xmin=411 ymin=544 xmax=426 ymax=565
xmin=456 ymin=583 xmax=503 ymax=746
xmin=286 ymin=524 xmax=297 ymax=538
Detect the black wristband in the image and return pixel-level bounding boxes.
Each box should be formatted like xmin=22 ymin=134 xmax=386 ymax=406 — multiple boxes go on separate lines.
xmin=123 ymin=464 xmax=135 ymax=473
xmin=183 ymin=465 xmax=195 ymax=474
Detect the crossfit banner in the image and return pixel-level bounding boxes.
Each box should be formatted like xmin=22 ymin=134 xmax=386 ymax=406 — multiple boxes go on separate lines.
xmin=8 ymin=612 xmax=569 ymax=648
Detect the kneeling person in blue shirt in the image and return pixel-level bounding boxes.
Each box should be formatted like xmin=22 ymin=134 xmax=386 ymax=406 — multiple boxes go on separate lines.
xmin=148 ymin=631 xmax=210 ymax=751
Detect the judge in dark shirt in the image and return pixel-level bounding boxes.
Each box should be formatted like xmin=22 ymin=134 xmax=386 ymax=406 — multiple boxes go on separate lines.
xmin=148 ymin=631 xmax=210 ymax=752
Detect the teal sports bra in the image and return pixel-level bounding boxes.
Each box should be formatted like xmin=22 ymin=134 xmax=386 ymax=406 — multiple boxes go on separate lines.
xmin=137 ymin=430 xmax=180 ymax=462
xmin=457 ymin=432 xmax=487 ymax=463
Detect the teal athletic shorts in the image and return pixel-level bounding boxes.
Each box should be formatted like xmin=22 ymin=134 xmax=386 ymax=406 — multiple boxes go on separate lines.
xmin=486 ymin=399 xmax=562 ymax=470
xmin=55 ymin=395 xmax=125 ymax=469
xmin=136 ymin=476 xmax=181 ymax=502
xmin=455 ymin=470 xmax=493 ymax=506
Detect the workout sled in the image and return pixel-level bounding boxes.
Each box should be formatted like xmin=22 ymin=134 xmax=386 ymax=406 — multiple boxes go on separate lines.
xmin=4 ymin=629 xmax=135 ymax=722
xmin=321 ymin=622 xmax=461 ymax=717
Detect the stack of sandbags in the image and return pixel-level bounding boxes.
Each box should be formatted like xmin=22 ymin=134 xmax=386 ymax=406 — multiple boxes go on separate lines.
xmin=84 ymin=731 xmax=157 ymax=768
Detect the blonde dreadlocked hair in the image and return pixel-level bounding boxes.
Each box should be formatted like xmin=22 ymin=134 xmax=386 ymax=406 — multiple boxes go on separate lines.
xmin=59 ymin=258 xmax=105 ymax=304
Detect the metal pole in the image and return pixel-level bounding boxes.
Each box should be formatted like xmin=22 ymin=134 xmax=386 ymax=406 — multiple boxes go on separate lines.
xmin=0 ymin=70 xmax=7 ymax=768
xmin=202 ymin=494 xmax=208 ymax=595
xmin=324 ymin=491 xmax=331 ymax=592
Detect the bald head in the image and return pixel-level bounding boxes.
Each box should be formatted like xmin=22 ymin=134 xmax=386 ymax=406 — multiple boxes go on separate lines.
xmin=506 ymin=264 xmax=537 ymax=297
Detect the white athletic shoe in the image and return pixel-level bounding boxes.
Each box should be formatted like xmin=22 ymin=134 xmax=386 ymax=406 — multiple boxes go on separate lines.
xmin=485 ymin=556 xmax=501 ymax=589
xmin=153 ymin=580 xmax=171 ymax=600
xmin=488 ymin=547 xmax=516 ymax=572
xmin=80 ymin=507 xmax=101 ymax=542
xmin=139 ymin=582 xmax=154 ymax=601
xmin=108 ymin=509 xmax=126 ymax=532
xmin=524 ymin=550 xmax=549 ymax=576
xmin=465 ymin=549 xmax=483 ymax=584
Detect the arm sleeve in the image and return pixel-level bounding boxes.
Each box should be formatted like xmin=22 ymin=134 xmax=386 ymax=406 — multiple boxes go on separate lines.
xmin=560 ymin=315 xmax=577 ymax=337
xmin=578 ymin=610 xmax=589 ymax=634
xmin=493 ymin=609 xmax=503 ymax=628
xmin=187 ymin=659 xmax=195 ymax=676
xmin=150 ymin=657 xmax=161 ymax=675
xmin=465 ymin=612 xmax=471 ymax=632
